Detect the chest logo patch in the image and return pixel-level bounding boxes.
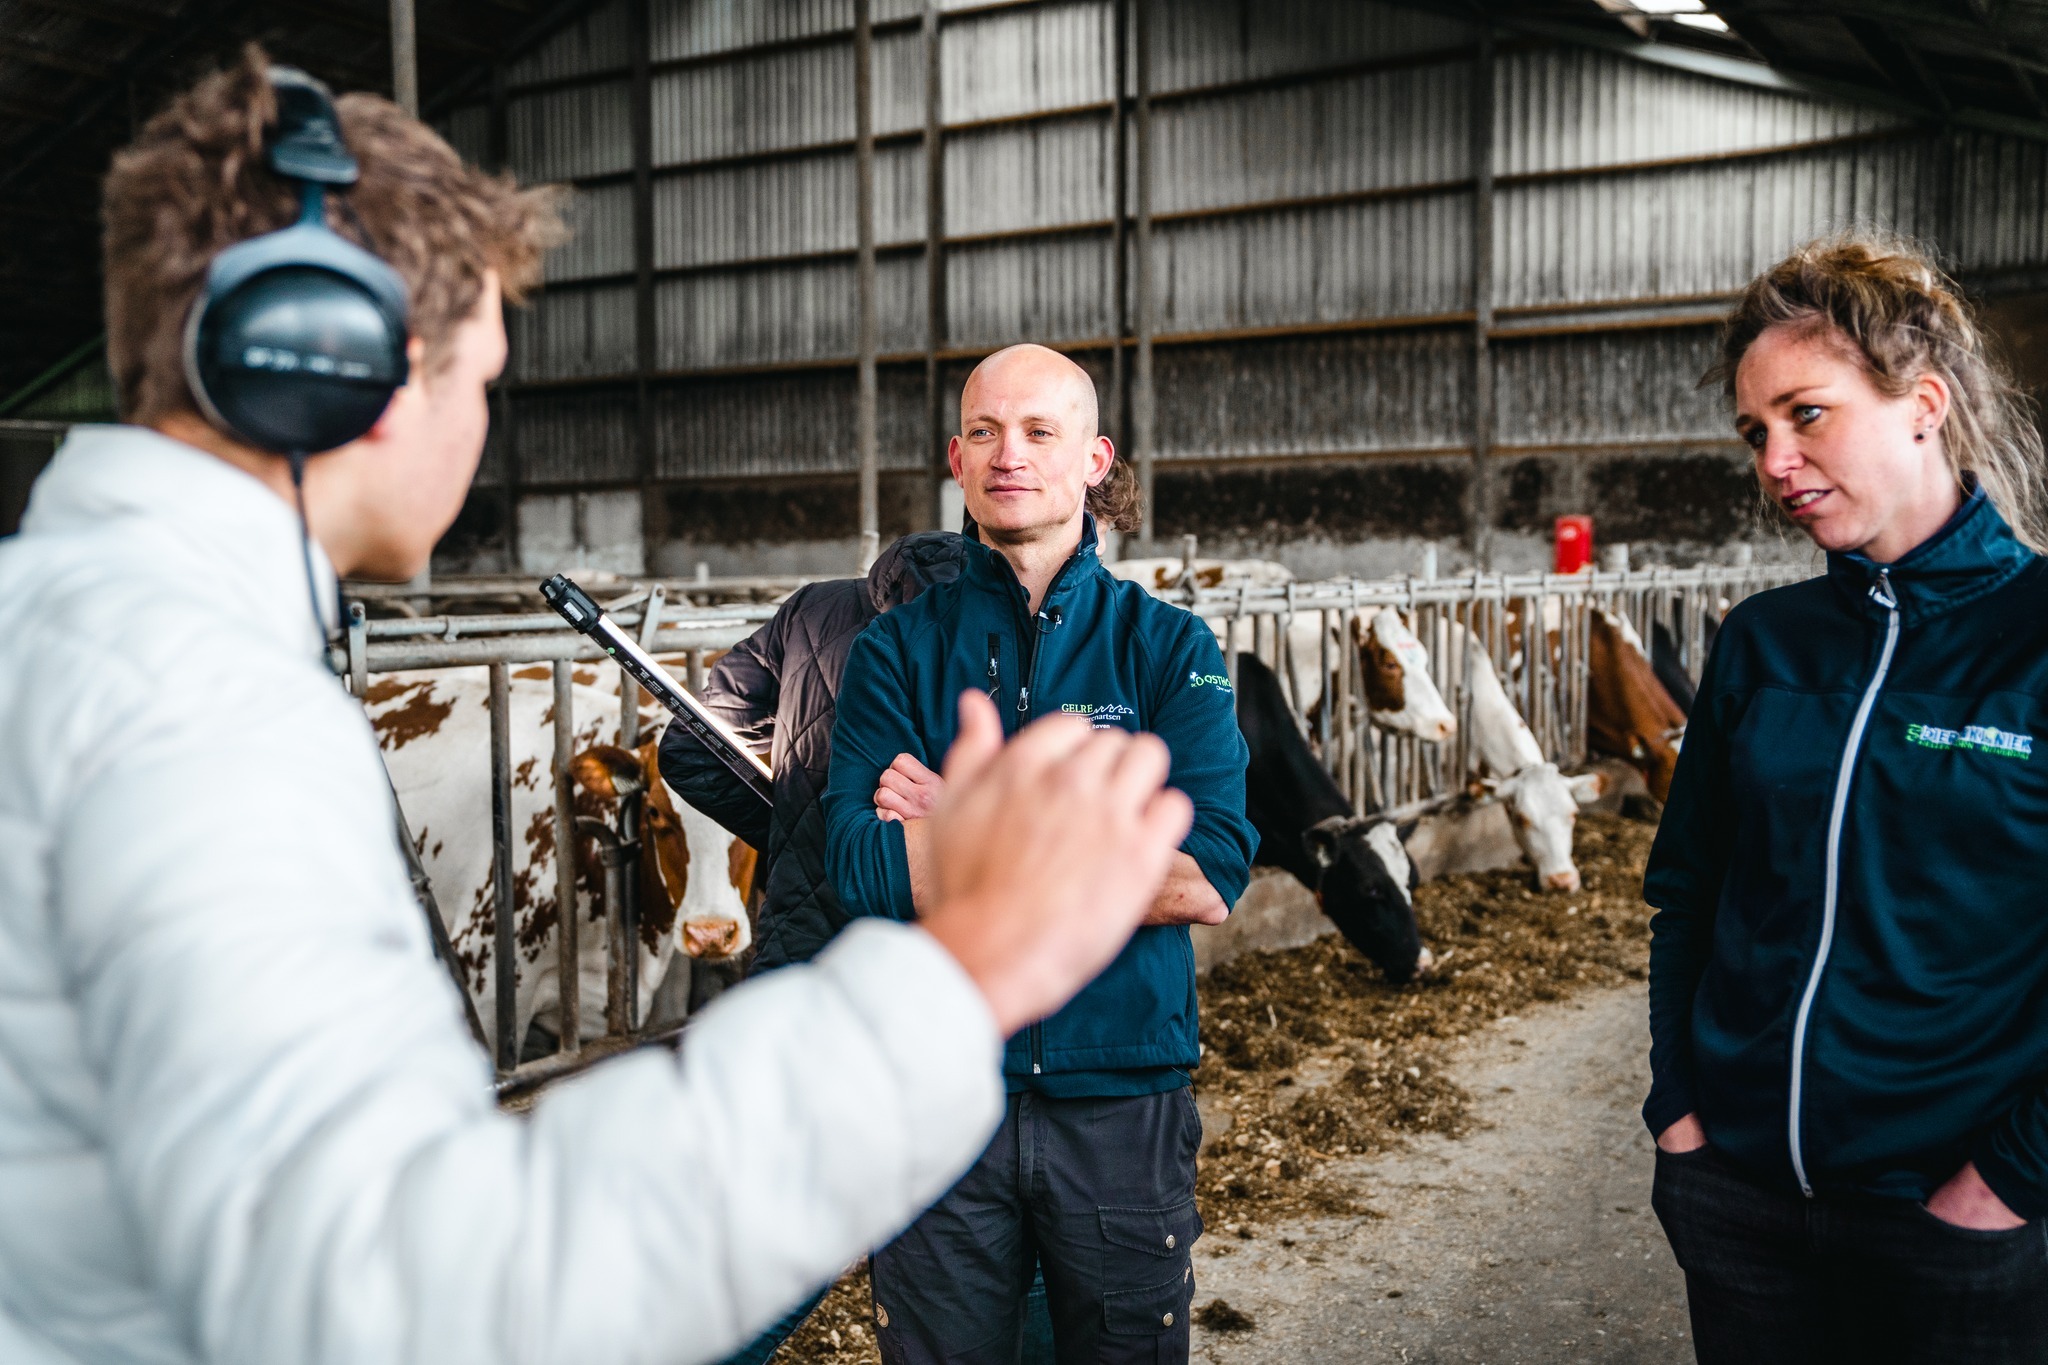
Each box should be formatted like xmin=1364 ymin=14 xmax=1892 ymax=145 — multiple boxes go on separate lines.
xmin=1061 ymin=701 xmax=1135 ymax=729
xmin=1188 ymin=670 xmax=1233 ymax=694
xmin=1906 ymin=722 xmax=2034 ymax=760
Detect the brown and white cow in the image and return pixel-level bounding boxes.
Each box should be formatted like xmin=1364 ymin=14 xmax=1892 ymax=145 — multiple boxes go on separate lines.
xmin=1423 ymin=620 xmax=1605 ymax=892
xmin=1106 ymin=556 xmax=1295 ymax=594
xmin=364 ymin=665 xmax=753 ymax=1053
xmin=1107 ymin=559 xmax=1455 ymax=743
xmin=1588 ymin=609 xmax=1687 ymax=802
xmin=1292 ymin=607 xmax=1458 ymax=744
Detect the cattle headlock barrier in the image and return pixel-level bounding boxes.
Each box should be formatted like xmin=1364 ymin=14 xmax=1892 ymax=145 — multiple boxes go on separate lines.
xmin=336 ymin=561 xmax=1811 ymax=1096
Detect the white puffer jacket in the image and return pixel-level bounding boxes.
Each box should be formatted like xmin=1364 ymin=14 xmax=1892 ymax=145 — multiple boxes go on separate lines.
xmin=0 ymin=426 xmax=1002 ymax=1365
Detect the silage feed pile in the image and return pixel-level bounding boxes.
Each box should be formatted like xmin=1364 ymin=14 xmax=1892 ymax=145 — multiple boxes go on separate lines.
xmin=1193 ymin=811 xmax=1657 ymax=1229
xmin=771 ymin=810 xmax=1659 ymax=1361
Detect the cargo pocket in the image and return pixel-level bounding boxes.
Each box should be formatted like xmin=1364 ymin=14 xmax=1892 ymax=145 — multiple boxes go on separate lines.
xmin=1098 ymin=1201 xmax=1200 ymax=1336
xmin=1102 ymin=1269 xmax=1190 ymax=1336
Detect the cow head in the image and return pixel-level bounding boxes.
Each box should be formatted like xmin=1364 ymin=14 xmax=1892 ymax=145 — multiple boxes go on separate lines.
xmin=570 ymin=742 xmax=753 ymax=961
xmin=1588 ymin=609 xmax=1687 ymax=803
xmin=1358 ymin=608 xmax=1456 ymax=743
xmin=1303 ymin=814 xmax=1431 ymax=983
xmin=1481 ymin=762 xmax=1606 ymax=893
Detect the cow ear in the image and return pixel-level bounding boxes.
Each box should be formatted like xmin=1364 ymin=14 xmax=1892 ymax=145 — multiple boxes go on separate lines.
xmin=571 ymin=745 xmax=645 ymax=798
xmin=1566 ymin=771 xmax=1607 ymax=806
xmin=1302 ymin=815 xmax=1348 ymax=869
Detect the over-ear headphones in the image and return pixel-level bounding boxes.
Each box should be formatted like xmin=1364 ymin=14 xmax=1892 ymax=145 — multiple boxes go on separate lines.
xmin=182 ymin=66 xmax=410 ymax=457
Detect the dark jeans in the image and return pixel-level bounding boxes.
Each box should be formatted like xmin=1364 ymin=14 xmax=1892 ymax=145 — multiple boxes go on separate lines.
xmin=870 ymin=1088 xmax=1202 ymax=1364
xmin=1652 ymin=1143 xmax=2048 ymax=1365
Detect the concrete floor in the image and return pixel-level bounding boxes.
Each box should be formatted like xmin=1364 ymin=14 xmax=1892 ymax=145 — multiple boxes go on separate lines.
xmin=1189 ymin=983 xmax=1693 ymax=1364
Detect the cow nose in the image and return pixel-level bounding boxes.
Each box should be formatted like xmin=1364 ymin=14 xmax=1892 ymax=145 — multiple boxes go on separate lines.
xmin=1414 ymin=945 xmax=1435 ymax=977
xmin=1432 ymin=718 xmax=1457 ymax=742
xmin=683 ymin=918 xmax=740 ymax=960
xmin=1544 ymin=868 xmax=1582 ymax=894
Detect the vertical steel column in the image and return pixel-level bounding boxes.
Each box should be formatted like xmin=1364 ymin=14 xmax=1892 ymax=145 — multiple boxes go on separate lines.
xmin=620 ymin=586 xmax=663 ymax=749
xmin=855 ymin=0 xmax=881 ymax=571
xmin=1336 ymin=607 xmax=1357 ymax=807
xmin=616 ymin=589 xmax=667 ymax=1030
xmin=1109 ymin=0 xmax=1131 ymax=454
xmin=389 ymin=0 xmax=418 ymax=114
xmin=630 ymin=0 xmax=658 ymax=566
xmin=1132 ymin=0 xmax=1156 ymax=550
xmin=551 ymin=661 xmax=580 ymax=1055
xmin=1317 ymin=608 xmax=1333 ymax=766
xmin=1223 ymin=613 xmax=1239 ymax=692
xmin=487 ymin=663 xmax=517 ymax=1071
xmin=1468 ymin=32 xmax=1496 ymax=569
xmin=923 ymin=0 xmax=949 ymax=528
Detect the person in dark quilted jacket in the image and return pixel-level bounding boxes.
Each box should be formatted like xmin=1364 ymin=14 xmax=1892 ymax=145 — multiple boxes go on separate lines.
xmin=659 ymin=530 xmax=966 ymax=973
xmin=662 ymin=532 xmax=986 ymax=1365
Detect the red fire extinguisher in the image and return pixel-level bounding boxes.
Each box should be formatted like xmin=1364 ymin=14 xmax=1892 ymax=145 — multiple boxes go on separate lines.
xmin=1554 ymin=515 xmax=1593 ymax=574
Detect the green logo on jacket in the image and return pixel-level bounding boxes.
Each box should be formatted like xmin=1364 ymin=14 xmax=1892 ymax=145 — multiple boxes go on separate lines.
xmin=1906 ymin=722 xmax=2033 ymax=760
xmin=1188 ymin=670 xmax=1232 ymax=693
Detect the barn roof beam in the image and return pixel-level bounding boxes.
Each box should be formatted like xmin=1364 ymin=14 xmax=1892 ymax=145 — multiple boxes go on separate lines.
xmin=1479 ymin=10 xmax=2048 ymax=144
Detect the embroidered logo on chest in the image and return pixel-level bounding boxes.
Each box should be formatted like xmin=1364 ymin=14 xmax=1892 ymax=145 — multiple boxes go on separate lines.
xmin=1906 ymin=722 xmax=2034 ymax=760
xmin=1061 ymin=701 xmax=1136 ymax=729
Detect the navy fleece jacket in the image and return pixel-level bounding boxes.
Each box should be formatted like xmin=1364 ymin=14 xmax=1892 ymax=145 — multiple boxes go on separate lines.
xmin=1646 ymin=489 xmax=2048 ymax=1216
xmin=823 ymin=515 xmax=1255 ymax=1097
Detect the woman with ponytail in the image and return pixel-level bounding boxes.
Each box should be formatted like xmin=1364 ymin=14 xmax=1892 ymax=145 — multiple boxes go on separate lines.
xmin=1645 ymin=234 xmax=2048 ymax=1363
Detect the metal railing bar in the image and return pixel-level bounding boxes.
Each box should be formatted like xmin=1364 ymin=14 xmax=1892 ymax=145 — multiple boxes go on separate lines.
xmin=345 ymin=624 xmax=756 ymax=672
xmin=487 ymin=662 xmax=518 ymax=1074
xmin=551 ymin=659 xmax=581 ymax=1058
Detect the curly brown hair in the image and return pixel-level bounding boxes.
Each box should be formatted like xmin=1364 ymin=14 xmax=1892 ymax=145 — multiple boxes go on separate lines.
xmin=1710 ymin=233 xmax=2048 ymax=551
xmin=102 ymin=45 xmax=565 ymax=425
xmin=1087 ymin=451 xmax=1143 ymax=535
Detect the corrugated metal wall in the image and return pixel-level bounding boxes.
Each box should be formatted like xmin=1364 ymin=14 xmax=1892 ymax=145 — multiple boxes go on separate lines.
xmin=439 ymin=0 xmax=2048 ymax=567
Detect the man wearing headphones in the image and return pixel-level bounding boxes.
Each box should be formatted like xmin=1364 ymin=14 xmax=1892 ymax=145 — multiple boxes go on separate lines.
xmin=0 ymin=51 xmax=1197 ymax=1365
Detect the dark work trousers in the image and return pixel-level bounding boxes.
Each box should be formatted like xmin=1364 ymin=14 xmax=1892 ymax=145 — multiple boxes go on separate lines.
xmin=1652 ymin=1143 xmax=2048 ymax=1365
xmin=870 ymin=1088 xmax=1202 ymax=1364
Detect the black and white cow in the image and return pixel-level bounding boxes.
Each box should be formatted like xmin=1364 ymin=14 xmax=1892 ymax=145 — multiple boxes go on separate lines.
xmin=1235 ymin=652 xmax=1430 ymax=983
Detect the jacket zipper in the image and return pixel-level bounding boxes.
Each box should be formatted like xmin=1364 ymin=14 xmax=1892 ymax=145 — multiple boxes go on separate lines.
xmin=1019 ymin=607 xmax=1054 ymax=720
xmin=1004 ymin=554 xmax=1074 ymax=1077
xmin=1787 ymin=566 xmax=1899 ymax=1197
xmin=1022 ymin=611 xmax=1052 ymax=1073
xmin=986 ymin=633 xmax=1002 ymax=712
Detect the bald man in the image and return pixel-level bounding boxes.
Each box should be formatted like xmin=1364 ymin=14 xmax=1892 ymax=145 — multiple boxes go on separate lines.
xmin=823 ymin=345 xmax=1256 ymax=1362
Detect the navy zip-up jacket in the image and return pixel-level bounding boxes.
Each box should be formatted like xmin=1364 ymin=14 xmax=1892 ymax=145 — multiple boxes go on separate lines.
xmin=823 ymin=515 xmax=1256 ymax=1095
xmin=1645 ymin=489 xmax=2048 ymax=1216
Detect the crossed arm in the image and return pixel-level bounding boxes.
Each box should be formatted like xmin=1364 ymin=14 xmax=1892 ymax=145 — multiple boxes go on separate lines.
xmin=877 ymin=751 xmax=1228 ymax=927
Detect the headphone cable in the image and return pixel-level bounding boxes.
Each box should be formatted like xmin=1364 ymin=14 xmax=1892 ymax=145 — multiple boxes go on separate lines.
xmin=286 ymin=451 xmax=332 ymax=659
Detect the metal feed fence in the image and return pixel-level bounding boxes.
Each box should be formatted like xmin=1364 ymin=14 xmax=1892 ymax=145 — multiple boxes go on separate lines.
xmin=339 ymin=564 xmax=1813 ymax=1094
xmin=337 ymin=586 xmax=777 ymax=1095
xmin=1175 ymin=563 xmax=1813 ymax=819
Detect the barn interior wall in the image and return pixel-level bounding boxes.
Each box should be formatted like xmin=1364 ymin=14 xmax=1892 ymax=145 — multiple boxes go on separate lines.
xmin=0 ymin=436 xmax=58 ymax=537
xmin=436 ymin=0 xmax=2048 ymax=580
